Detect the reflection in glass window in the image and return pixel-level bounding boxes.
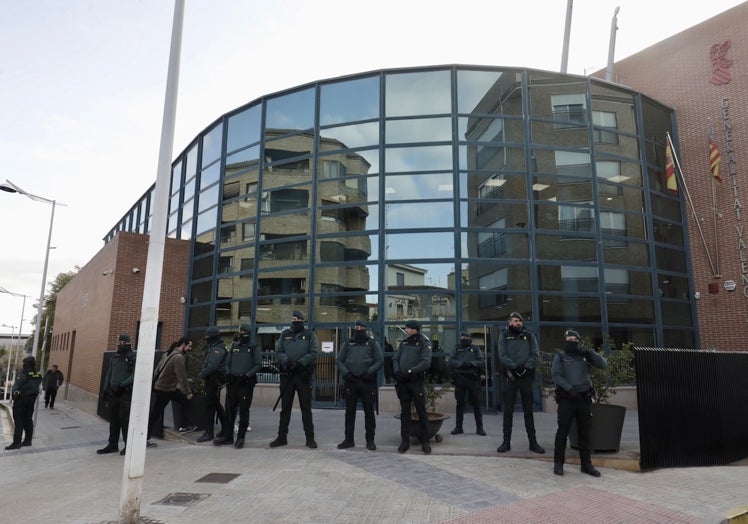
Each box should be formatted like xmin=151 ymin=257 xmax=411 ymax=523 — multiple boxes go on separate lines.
xmin=218 ymin=256 xmax=233 ymax=274
xmin=386 ymin=117 xmax=452 ymax=144
xmin=385 ymin=145 xmax=452 ymax=173
xmin=561 ymin=265 xmax=599 ymax=292
xmin=386 ymin=232 xmax=454 ymax=260
xmin=171 ymin=161 xmax=182 ymax=196
xmin=261 ymin=188 xmax=309 ymax=213
xmin=198 ymin=184 xmax=220 ymax=213
xmin=227 ymin=105 xmax=261 ymax=154
xmin=322 ymin=160 xmax=346 ymax=179
xmin=242 ymin=222 xmax=255 ymax=242
xmin=266 ymin=88 xmax=315 ymax=131
xmin=385 ymin=70 xmax=451 ymax=117
xmin=200 ymin=162 xmax=221 ymax=191
xmin=316 ymin=234 xmax=374 ymax=262
xmin=477 ymin=219 xmax=506 ymax=257
xmin=552 ymin=94 xmax=587 ymax=128
xmin=384 ymin=172 xmax=453 ymax=201
xmin=319 ymin=122 xmax=379 ymax=150
xmin=320 ymin=76 xmax=379 ymax=126
xmin=536 ymin=234 xmax=597 ymax=261
xmin=457 ymin=69 xmax=506 ymax=114
xmin=259 ymin=238 xmax=308 ymax=262
xmin=202 ymin=123 xmax=223 ymax=168
xmin=195 ymin=208 xmax=217 ymax=235
xmin=185 ymin=145 xmax=198 ymax=178
xmin=386 ymin=202 xmax=454 ymax=229
xmin=592 ymin=111 xmax=618 ymax=144
xmin=539 ymin=295 xmax=602 ymax=322
xmin=555 ymin=151 xmax=592 ymax=178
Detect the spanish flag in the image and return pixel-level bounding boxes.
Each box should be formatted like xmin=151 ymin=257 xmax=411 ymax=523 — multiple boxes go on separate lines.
xmin=665 ymin=143 xmax=678 ymax=193
xmin=709 ymin=137 xmax=722 ymax=182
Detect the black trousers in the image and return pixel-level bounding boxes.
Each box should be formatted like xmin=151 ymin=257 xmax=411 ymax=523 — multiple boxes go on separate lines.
xmin=500 ymin=374 xmax=537 ymax=441
xmin=107 ymin=390 xmax=132 ymax=446
xmin=277 ymin=372 xmax=314 ymax=438
xmin=147 ymin=389 xmax=191 ymax=439
xmin=44 ymin=387 xmax=58 ymax=408
xmin=554 ymin=395 xmax=593 ymax=466
xmin=396 ymin=379 xmax=430 ymax=444
xmin=203 ymin=377 xmax=226 ymax=437
xmin=453 ymin=374 xmax=483 ymax=430
xmin=342 ymin=379 xmax=377 ymax=442
xmin=225 ymin=379 xmax=256 ymax=440
xmin=12 ymin=394 xmax=37 ymax=444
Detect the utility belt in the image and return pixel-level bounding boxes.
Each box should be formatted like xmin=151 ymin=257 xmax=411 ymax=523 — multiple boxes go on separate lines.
xmin=225 ymin=374 xmax=257 ymax=385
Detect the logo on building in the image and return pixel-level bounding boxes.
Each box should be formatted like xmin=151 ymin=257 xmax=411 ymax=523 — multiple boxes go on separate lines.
xmin=709 ymin=41 xmax=732 ymax=85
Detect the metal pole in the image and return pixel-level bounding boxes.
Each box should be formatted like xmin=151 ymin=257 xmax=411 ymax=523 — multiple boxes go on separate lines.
xmin=560 ymin=0 xmax=573 ymax=73
xmin=30 ymin=201 xmax=56 ymax=360
xmin=605 ymin=7 xmax=620 ymax=82
xmin=119 ymin=1 xmax=184 ymax=521
xmin=3 ymin=325 xmax=15 ymax=401
xmin=33 ymin=315 xmax=50 ymax=430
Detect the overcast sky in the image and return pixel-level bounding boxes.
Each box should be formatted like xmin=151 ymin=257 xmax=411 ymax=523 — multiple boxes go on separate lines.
xmin=1 ymin=0 xmax=744 ymax=334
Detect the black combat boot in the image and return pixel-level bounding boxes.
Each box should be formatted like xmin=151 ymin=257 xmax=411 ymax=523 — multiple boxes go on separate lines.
xmin=96 ymin=443 xmax=119 ymax=454
xmin=451 ymin=427 xmax=464 ymax=435
xmin=529 ymin=438 xmax=546 ymax=454
xmin=337 ymin=439 xmax=355 ymax=449
xmin=581 ymin=463 xmax=601 ymax=477
xmin=269 ymin=435 xmax=287 ymax=448
xmin=553 ymin=463 xmax=564 ymax=476
xmin=366 ymin=440 xmax=376 ymax=451
xmin=496 ymin=440 xmax=511 ymax=453
xmin=213 ymin=435 xmax=234 ymax=446
xmin=5 ymin=442 xmax=22 ymax=451
xmin=196 ymin=432 xmax=214 ymax=443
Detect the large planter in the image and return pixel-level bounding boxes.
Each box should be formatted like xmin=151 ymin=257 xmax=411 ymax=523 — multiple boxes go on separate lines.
xmin=395 ymin=412 xmax=450 ymax=443
xmin=569 ymin=403 xmax=626 ymax=452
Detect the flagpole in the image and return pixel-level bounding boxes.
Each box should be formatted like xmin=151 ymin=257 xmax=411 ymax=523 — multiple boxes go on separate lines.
xmin=708 ymin=120 xmax=720 ymax=276
xmin=666 ymin=132 xmax=719 ymax=277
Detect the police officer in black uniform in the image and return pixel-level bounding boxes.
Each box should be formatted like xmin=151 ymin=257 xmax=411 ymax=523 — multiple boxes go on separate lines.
xmin=214 ymin=323 xmax=262 ymax=449
xmin=336 ymin=320 xmax=384 ymax=451
xmin=196 ymin=326 xmax=228 ymax=443
xmin=552 ymin=328 xmax=608 ymax=477
xmin=393 ymin=319 xmax=433 ymax=454
xmin=97 ymin=334 xmax=136 ymax=455
xmin=497 ymin=312 xmax=545 ymax=454
xmin=448 ymin=331 xmax=486 ymax=436
xmin=5 ymin=356 xmax=42 ymax=450
xmin=270 ymin=310 xmax=319 ymax=449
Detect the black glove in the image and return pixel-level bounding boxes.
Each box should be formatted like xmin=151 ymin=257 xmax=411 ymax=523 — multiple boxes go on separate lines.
xmin=286 ymin=360 xmax=298 ymax=372
xmin=361 ymin=372 xmax=374 ymax=382
xmin=512 ymin=366 xmax=527 ymax=378
xmin=344 ymin=372 xmax=356 ymax=383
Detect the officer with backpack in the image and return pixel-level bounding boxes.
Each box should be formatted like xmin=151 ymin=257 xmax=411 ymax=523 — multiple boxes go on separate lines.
xmin=336 ymin=320 xmax=384 ymax=451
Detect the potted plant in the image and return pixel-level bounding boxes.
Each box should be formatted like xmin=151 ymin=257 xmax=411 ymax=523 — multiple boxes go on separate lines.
xmin=542 ymin=339 xmax=636 ymax=452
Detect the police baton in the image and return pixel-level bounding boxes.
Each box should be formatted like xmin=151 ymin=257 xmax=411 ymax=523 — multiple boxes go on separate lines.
xmin=272 ymin=368 xmax=294 ymax=411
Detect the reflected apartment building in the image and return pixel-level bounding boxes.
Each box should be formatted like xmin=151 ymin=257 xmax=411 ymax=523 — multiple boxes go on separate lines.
xmin=78 ymin=65 xmax=695 ymax=409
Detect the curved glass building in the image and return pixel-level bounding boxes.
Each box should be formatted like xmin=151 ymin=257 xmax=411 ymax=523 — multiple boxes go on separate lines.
xmin=106 ymin=65 xmax=696 ymax=406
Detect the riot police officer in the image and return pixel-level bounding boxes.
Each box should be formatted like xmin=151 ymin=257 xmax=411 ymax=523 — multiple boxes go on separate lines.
xmin=552 ymin=329 xmax=608 ymax=477
xmin=5 ymin=356 xmax=42 ymax=450
xmin=97 ymin=334 xmax=136 ymax=455
xmin=214 ymin=323 xmax=262 ymax=449
xmin=497 ymin=312 xmax=545 ymax=454
xmin=393 ymin=320 xmax=432 ymax=454
xmin=448 ymin=331 xmax=486 ymax=436
xmin=196 ymin=327 xmax=228 ymax=443
xmin=270 ymin=310 xmax=319 ymax=449
xmin=336 ymin=320 xmax=384 ymax=451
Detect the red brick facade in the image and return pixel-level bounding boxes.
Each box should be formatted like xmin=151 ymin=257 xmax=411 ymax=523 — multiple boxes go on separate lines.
xmin=51 ymin=232 xmax=190 ymax=394
xmin=610 ymin=3 xmax=748 ymax=350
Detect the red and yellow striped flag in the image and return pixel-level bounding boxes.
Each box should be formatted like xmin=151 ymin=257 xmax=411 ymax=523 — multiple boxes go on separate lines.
xmin=709 ymin=137 xmax=722 ymax=182
xmin=665 ymin=143 xmax=678 ymax=193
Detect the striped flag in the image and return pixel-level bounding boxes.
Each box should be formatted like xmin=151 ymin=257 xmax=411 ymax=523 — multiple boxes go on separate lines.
xmin=709 ymin=137 xmax=722 ymax=182
xmin=665 ymin=143 xmax=677 ymax=193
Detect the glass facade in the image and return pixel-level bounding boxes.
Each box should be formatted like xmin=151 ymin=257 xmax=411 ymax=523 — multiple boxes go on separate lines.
xmin=105 ymin=66 xmax=696 ymax=407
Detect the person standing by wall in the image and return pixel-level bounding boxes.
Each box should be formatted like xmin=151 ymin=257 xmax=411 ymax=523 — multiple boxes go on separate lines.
xmin=336 ymin=320 xmax=384 ymax=451
xmin=497 ymin=312 xmax=545 ymax=454
xmin=196 ymin=327 xmax=228 ymax=443
xmin=96 ymin=334 xmax=136 ymax=455
xmin=42 ymin=363 xmax=64 ymax=409
xmin=214 ymin=324 xmax=262 ymax=449
xmin=552 ymin=328 xmax=608 ymax=477
xmin=270 ymin=310 xmax=318 ymax=449
xmin=393 ymin=320 xmax=432 ymax=454
xmin=4 ymin=356 xmax=42 ymax=450
xmin=146 ymin=337 xmax=196 ymax=447
xmin=448 ymin=331 xmax=486 ymax=436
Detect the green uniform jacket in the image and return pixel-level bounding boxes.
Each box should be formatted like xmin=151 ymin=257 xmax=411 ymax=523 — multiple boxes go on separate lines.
xmin=226 ymin=340 xmax=263 ymax=378
xmin=12 ymin=369 xmax=42 ymax=397
xmin=104 ymin=351 xmax=136 ymax=391
xmin=336 ymin=337 xmax=384 ymax=379
xmin=275 ymin=328 xmax=318 ymax=369
xmin=552 ymin=350 xmax=608 ymax=393
xmin=199 ymin=339 xmax=227 ymax=379
xmin=393 ymin=334 xmax=432 ymax=376
xmin=448 ymin=344 xmax=485 ymax=376
xmin=498 ymin=327 xmax=539 ymax=370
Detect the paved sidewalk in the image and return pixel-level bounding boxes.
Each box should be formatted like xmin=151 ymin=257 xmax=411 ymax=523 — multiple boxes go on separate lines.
xmin=1 ymin=399 xmax=747 ymax=523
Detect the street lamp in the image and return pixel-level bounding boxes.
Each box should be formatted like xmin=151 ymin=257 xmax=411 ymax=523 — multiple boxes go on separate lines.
xmin=2 ymin=323 xmax=17 ymax=401
xmin=0 ymin=180 xmax=66 ymax=361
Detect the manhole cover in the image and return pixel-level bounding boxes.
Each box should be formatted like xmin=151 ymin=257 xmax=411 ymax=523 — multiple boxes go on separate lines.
xmin=196 ymin=472 xmax=240 ymax=483
xmin=153 ymin=492 xmax=209 ymax=507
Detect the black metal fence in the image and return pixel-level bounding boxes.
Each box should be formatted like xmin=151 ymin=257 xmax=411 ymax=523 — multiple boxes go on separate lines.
xmin=635 ymin=347 xmax=748 ymax=470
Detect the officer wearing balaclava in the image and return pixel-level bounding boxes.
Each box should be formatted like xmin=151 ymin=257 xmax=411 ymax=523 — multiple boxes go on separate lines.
xmin=5 ymin=356 xmax=42 ymax=450
xmin=97 ymin=334 xmax=136 ymax=455
xmin=448 ymin=331 xmax=486 ymax=436
xmin=196 ymin=327 xmax=228 ymax=443
xmin=551 ymin=328 xmax=607 ymax=477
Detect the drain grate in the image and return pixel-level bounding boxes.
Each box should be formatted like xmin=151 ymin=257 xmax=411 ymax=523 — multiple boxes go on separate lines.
xmin=60 ymin=426 xmax=80 ymax=429
xmin=196 ymin=472 xmax=240 ymax=484
xmin=153 ymin=492 xmax=210 ymax=507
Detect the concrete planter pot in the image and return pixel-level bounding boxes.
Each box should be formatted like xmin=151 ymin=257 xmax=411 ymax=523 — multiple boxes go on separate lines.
xmin=569 ymin=403 xmax=627 ymax=452
xmin=395 ymin=412 xmax=450 ymax=443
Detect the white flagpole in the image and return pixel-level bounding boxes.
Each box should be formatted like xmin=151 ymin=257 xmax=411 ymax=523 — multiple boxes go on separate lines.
xmin=708 ymin=121 xmax=720 ymax=276
xmin=666 ymin=132 xmax=719 ymax=277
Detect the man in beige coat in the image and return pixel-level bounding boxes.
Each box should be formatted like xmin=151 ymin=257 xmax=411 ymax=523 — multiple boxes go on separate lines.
xmin=146 ymin=337 xmax=196 ymax=447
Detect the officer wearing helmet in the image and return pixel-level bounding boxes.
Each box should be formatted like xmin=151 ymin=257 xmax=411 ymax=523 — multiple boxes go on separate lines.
xmin=196 ymin=326 xmax=228 ymax=443
xmin=5 ymin=356 xmax=42 ymax=450
xmin=214 ymin=323 xmax=262 ymax=449
xmin=97 ymin=334 xmax=136 ymax=455
xmin=551 ymin=328 xmax=608 ymax=477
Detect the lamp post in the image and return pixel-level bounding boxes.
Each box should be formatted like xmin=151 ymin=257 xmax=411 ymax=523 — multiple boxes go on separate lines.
xmin=2 ymin=323 xmax=17 ymax=400
xmin=0 ymin=180 xmax=66 ymax=361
